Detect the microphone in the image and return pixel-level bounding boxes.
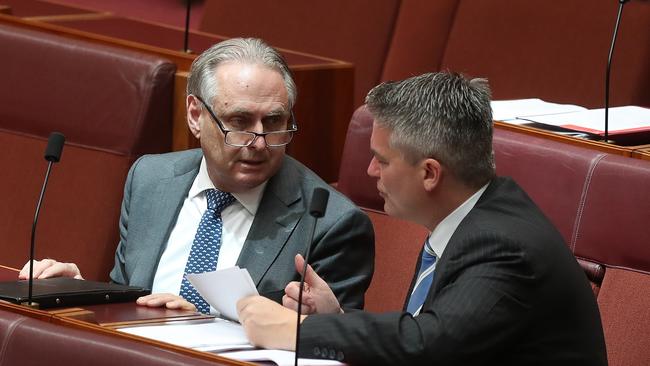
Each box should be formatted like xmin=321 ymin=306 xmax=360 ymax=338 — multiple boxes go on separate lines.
xmin=604 ymin=0 xmax=631 ymax=143
xmin=294 ymin=187 xmax=329 ymax=366
xmin=25 ymin=132 xmax=65 ymax=308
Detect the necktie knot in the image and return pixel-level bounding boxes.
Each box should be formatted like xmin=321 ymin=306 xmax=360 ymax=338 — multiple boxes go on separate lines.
xmin=206 ymin=189 xmax=235 ymax=214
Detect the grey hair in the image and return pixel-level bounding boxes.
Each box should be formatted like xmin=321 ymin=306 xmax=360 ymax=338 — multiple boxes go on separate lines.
xmin=187 ymin=37 xmax=297 ymax=109
xmin=365 ymin=72 xmax=495 ymax=188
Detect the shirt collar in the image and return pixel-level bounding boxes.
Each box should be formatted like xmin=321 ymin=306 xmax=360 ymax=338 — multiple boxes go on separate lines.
xmin=428 ymin=183 xmax=489 ymax=259
xmin=188 ymin=157 xmax=267 ymax=215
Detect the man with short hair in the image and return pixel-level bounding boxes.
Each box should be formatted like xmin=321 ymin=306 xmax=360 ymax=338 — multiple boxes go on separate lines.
xmin=237 ymin=72 xmax=607 ymax=365
xmin=21 ymin=38 xmax=374 ymax=314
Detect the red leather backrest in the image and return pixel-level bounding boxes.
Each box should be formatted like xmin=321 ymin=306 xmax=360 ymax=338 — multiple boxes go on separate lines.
xmin=440 ymin=0 xmax=650 ymax=108
xmin=0 ymin=23 xmax=176 ymax=281
xmin=363 ymin=208 xmax=429 ymax=313
xmin=0 ymin=309 xmax=224 ymax=366
xmin=573 ymin=155 xmax=650 ymax=273
xmin=493 ymin=128 xmax=606 ymax=246
xmin=0 ymin=22 xmax=175 ymax=155
xmin=336 ymin=105 xmax=383 ymax=210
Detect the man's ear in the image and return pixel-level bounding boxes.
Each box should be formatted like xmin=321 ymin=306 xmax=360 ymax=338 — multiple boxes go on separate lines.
xmin=422 ymin=158 xmax=442 ymax=192
xmin=186 ymin=95 xmax=202 ymax=139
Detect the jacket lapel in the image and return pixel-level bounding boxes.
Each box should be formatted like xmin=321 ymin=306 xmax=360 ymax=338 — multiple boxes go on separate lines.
xmin=237 ymin=157 xmax=304 ymax=286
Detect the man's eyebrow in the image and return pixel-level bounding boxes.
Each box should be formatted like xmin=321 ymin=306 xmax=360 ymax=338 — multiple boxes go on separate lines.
xmin=370 ymin=148 xmax=385 ymax=160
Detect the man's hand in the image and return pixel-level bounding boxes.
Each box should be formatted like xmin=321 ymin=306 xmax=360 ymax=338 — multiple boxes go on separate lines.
xmin=18 ymin=259 xmax=83 ymax=280
xmin=282 ymin=254 xmax=342 ymax=315
xmin=238 ymin=295 xmax=304 ymax=350
xmin=136 ymin=293 xmax=197 ymax=312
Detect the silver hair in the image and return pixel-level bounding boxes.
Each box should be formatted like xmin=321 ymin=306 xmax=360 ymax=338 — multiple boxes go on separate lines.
xmin=187 ymin=37 xmax=297 ymax=109
xmin=365 ymin=72 xmax=495 ymax=188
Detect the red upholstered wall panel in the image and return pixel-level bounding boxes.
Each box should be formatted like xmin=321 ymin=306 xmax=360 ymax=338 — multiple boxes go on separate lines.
xmin=440 ymin=0 xmax=650 ymax=108
xmin=199 ymin=0 xmax=401 ymax=107
xmin=381 ymin=0 xmax=459 ymax=81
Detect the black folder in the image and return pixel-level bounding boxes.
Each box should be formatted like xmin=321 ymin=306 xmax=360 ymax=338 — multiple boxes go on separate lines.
xmin=0 ymin=277 xmax=150 ymax=309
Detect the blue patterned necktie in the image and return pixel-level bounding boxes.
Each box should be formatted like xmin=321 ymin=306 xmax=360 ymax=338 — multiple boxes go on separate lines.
xmin=406 ymin=237 xmax=437 ymax=315
xmin=179 ymin=189 xmax=235 ymax=314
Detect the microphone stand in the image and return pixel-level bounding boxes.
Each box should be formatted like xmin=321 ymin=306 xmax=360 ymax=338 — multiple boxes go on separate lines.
xmin=294 ymin=188 xmax=329 ymax=366
xmin=24 ymin=132 xmax=65 ymax=308
xmin=604 ymin=0 xmax=629 ymax=143
xmin=183 ymin=0 xmax=192 ymax=53
xmin=26 ymin=161 xmax=54 ymax=307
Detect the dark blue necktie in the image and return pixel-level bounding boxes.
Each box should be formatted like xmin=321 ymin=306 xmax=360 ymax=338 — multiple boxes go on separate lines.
xmin=179 ymin=189 xmax=235 ymax=314
xmin=406 ymin=238 xmax=437 ymax=315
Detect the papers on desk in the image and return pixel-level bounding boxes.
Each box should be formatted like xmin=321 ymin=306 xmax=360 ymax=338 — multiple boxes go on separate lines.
xmin=518 ymin=106 xmax=650 ymax=136
xmin=186 ymin=266 xmax=258 ymax=321
xmin=118 ymin=318 xmax=253 ymax=351
xmin=119 ymin=319 xmax=343 ymax=366
xmin=491 ymin=98 xmax=587 ymax=122
xmin=222 ymin=350 xmax=344 ymax=366
xmin=491 ymin=99 xmax=650 ymax=137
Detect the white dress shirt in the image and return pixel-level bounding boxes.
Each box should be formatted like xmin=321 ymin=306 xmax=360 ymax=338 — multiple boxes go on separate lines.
xmin=428 ymin=184 xmax=489 ymax=260
xmin=151 ymin=157 xmax=266 ymax=295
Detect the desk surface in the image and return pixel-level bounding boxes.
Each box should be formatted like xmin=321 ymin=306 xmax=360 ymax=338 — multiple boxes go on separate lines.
xmin=0 ymin=264 xmax=249 ymax=365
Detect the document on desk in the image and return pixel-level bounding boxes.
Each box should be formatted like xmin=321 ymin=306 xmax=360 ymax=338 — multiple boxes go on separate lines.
xmin=118 ymin=318 xmax=253 ymax=352
xmin=517 ymin=106 xmax=650 ymax=135
xmin=491 ymin=98 xmax=587 ymax=122
xmin=186 ymin=266 xmax=258 ymax=321
xmin=221 ymin=349 xmax=344 ymax=366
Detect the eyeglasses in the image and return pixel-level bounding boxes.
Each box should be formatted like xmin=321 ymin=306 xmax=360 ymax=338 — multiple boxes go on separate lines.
xmin=195 ymin=95 xmax=297 ymax=147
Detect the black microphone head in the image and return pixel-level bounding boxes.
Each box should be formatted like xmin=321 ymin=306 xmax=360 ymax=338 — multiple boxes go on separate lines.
xmin=44 ymin=132 xmax=65 ymax=162
xmin=309 ymin=188 xmax=329 ymax=218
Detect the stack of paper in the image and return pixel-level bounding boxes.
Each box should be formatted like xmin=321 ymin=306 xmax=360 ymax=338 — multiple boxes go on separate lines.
xmin=517 ymin=106 xmax=650 ymax=136
xmin=490 ymin=98 xmax=587 ymax=123
xmin=491 ymin=99 xmax=650 ymax=137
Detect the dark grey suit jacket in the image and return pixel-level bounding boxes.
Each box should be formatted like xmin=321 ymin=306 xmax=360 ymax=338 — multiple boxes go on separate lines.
xmin=300 ymin=177 xmax=607 ymax=365
xmin=109 ymin=149 xmax=374 ymax=309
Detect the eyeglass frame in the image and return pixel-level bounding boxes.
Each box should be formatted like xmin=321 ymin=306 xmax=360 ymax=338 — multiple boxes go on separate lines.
xmin=194 ymin=95 xmax=298 ymax=148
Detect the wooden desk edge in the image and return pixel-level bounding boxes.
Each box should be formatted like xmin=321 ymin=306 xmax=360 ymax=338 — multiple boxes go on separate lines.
xmin=494 ymin=121 xmax=638 ymax=157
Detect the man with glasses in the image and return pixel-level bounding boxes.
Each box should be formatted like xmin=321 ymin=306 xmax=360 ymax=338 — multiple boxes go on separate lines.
xmin=21 ymin=38 xmax=374 ymax=314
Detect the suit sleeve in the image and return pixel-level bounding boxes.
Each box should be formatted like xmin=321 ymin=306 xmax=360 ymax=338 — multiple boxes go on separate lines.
xmin=109 ymin=156 xmax=143 ymax=285
xmin=308 ymin=207 xmax=375 ymax=310
xmin=299 ymin=233 xmax=536 ymax=365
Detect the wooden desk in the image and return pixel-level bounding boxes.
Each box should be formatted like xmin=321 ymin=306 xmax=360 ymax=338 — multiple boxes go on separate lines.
xmin=494 ymin=121 xmax=650 ymax=158
xmin=0 ymin=264 xmax=247 ymax=365
xmin=0 ymin=11 xmax=354 ymax=182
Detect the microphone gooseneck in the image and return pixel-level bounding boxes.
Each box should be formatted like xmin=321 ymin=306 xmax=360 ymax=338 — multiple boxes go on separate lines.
xmin=294 ymin=187 xmax=329 ymax=366
xmin=27 ymin=132 xmax=65 ymax=307
xmin=604 ymin=0 xmax=629 ymax=143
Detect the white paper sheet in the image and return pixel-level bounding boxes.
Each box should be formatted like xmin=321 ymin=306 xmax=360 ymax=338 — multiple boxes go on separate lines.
xmin=517 ymin=106 xmax=650 ymax=135
xmin=118 ymin=318 xmax=251 ymax=349
xmin=221 ymin=349 xmax=345 ymax=366
xmin=186 ymin=266 xmax=258 ymax=321
xmin=491 ymin=98 xmax=587 ymax=122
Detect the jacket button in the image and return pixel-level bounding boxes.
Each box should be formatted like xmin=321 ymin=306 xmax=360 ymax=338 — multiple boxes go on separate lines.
xmin=336 ymin=351 xmax=344 ymax=361
xmin=329 ymin=349 xmax=336 ymax=359
xmin=313 ymin=347 xmax=320 ymax=356
xmin=321 ymin=347 xmax=329 ymax=357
